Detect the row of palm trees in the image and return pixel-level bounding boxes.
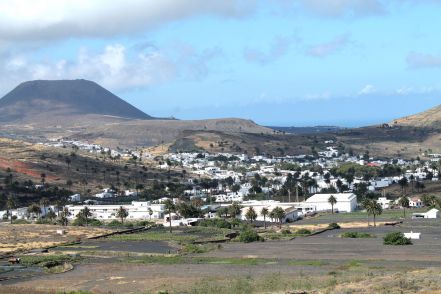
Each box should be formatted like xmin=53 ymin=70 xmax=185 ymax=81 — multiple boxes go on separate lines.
xmin=245 ymin=206 xmax=286 ymax=228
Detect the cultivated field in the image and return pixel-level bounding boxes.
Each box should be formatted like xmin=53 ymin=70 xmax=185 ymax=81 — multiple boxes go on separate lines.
xmin=2 ymin=213 xmax=441 ymax=293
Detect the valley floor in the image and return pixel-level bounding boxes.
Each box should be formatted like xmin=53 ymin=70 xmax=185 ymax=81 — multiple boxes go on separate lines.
xmin=1 ymin=215 xmax=441 ymax=294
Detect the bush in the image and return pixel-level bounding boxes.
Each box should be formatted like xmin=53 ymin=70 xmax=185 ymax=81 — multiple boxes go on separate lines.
xmin=296 ymin=228 xmax=312 ymax=235
xmin=36 ymin=218 xmax=56 ymax=225
xmin=106 ymin=220 xmax=123 ymax=227
xmin=72 ymin=217 xmax=102 ymax=227
xmin=199 ymin=218 xmax=232 ymax=229
xmin=383 ymin=232 xmax=412 ymax=245
xmin=281 ymin=229 xmax=292 ymax=235
xmin=239 ymin=229 xmax=263 ymax=243
xmin=341 ymin=231 xmax=373 ymax=238
xmin=12 ymin=219 xmax=31 ymax=224
xmin=328 ymin=223 xmax=341 ymax=230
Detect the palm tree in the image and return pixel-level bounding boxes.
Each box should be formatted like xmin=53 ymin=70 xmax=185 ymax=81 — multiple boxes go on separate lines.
xmin=271 ymin=206 xmax=286 ymax=229
xmin=80 ymin=206 xmax=92 ymax=226
xmin=261 ymin=207 xmax=269 ymax=229
xmin=46 ymin=209 xmax=56 ymax=222
xmin=245 ymin=207 xmax=257 ymax=223
xmin=27 ymin=203 xmax=41 ymax=219
xmin=361 ymin=198 xmax=371 ymax=227
xmin=366 ymin=200 xmax=382 ymax=227
xmin=328 ymin=195 xmax=337 ymax=214
xmin=228 ymin=202 xmax=242 ymax=219
xmin=40 ymin=197 xmax=50 ymax=217
xmin=61 ymin=207 xmax=70 ymax=226
xmin=398 ymin=196 xmax=410 ymax=219
xmin=6 ymin=196 xmax=16 ymax=224
xmin=116 ymin=206 xmax=129 ymax=224
xmin=164 ymin=199 xmax=176 ymax=233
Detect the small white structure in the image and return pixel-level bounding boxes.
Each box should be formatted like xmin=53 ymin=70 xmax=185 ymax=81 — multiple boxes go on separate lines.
xmin=377 ymin=197 xmax=391 ymax=210
xmin=412 ymin=208 xmax=440 ymax=219
xmin=69 ymin=194 xmax=81 ymax=202
xmin=409 ymin=197 xmax=424 ymax=208
xmin=404 ymin=231 xmax=421 ymax=240
xmin=305 ymin=193 xmax=357 ymax=213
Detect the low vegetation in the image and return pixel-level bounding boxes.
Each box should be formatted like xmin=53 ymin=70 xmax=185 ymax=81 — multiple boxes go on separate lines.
xmin=383 ymin=232 xmax=412 ymax=245
xmin=238 ymin=229 xmax=263 ymax=243
xmin=341 ymin=231 xmax=374 ymax=238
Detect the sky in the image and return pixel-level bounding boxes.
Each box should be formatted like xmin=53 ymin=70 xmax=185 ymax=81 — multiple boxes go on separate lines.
xmin=0 ymin=0 xmax=441 ymax=127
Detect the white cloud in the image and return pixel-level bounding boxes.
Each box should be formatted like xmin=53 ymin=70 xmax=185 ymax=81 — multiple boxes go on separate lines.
xmin=0 ymin=42 xmax=222 ymax=95
xmin=406 ymin=51 xmax=441 ymax=69
xmin=0 ymin=0 xmax=256 ymax=41
xmin=358 ymin=84 xmax=376 ymax=95
xmin=298 ymin=0 xmax=385 ymax=18
xmin=306 ymin=34 xmax=350 ymax=57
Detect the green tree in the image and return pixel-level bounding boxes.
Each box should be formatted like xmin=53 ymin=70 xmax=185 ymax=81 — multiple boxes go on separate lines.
xmin=46 ymin=209 xmax=57 ymax=222
xmin=6 ymin=196 xmax=16 ymax=224
xmin=228 ymin=202 xmax=242 ymax=219
xmin=398 ymin=196 xmax=410 ymax=218
xmin=245 ymin=207 xmax=257 ymax=223
xmin=328 ymin=195 xmax=337 ymax=214
xmin=271 ymin=206 xmax=286 ymax=229
xmin=79 ymin=206 xmax=92 ymax=226
xmin=148 ymin=207 xmax=153 ymax=219
xmin=164 ymin=199 xmax=176 ymax=233
xmin=216 ymin=207 xmax=229 ymax=218
xmin=116 ymin=206 xmax=129 ymax=224
xmin=366 ymin=200 xmax=382 ymax=227
xmin=260 ymin=207 xmax=269 ymax=229
xmin=40 ymin=197 xmax=50 ymax=217
xmin=60 ymin=207 xmax=70 ymax=226
xmin=27 ymin=203 xmax=41 ymax=219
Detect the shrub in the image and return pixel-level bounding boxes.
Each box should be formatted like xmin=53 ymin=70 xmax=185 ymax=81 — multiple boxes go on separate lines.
xmin=328 ymin=223 xmax=341 ymax=230
xmin=296 ymin=228 xmax=312 ymax=235
xmin=12 ymin=219 xmax=31 ymax=224
xmin=36 ymin=218 xmax=56 ymax=225
xmin=106 ymin=220 xmax=123 ymax=227
xmin=89 ymin=219 xmax=103 ymax=226
xmin=72 ymin=218 xmax=102 ymax=227
xmin=199 ymin=218 xmax=232 ymax=229
xmin=341 ymin=231 xmax=373 ymax=238
xmin=281 ymin=229 xmax=292 ymax=235
xmin=383 ymin=232 xmax=412 ymax=245
xmin=239 ymin=229 xmax=263 ymax=243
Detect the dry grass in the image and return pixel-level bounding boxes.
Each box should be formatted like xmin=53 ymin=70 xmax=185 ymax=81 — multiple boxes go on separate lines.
xmin=0 ymin=223 xmax=112 ymax=254
xmin=288 ymin=221 xmax=388 ymax=231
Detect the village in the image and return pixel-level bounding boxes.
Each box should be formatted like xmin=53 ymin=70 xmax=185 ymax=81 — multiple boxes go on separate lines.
xmin=3 ymin=138 xmax=441 ymax=226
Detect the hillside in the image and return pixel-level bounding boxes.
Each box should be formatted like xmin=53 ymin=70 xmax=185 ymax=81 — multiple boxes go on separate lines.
xmin=0 ymin=79 xmax=152 ymax=123
xmin=0 ymin=80 xmax=273 ymax=148
xmin=391 ymin=104 xmax=441 ymax=128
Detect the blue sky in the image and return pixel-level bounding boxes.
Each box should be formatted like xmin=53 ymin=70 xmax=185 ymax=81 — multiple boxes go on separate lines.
xmin=0 ymin=0 xmax=441 ymax=126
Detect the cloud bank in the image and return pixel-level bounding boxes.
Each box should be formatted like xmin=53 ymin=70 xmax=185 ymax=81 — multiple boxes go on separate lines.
xmin=0 ymin=0 xmax=256 ymax=41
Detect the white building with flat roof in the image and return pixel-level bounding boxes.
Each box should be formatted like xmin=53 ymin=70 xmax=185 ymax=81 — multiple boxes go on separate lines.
xmin=66 ymin=201 xmax=165 ymax=221
xmin=305 ymin=193 xmax=357 ymax=213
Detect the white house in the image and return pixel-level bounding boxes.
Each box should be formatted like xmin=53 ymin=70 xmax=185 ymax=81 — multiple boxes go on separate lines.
xmin=377 ymin=197 xmax=391 ymax=210
xmin=412 ymin=208 xmax=440 ymax=219
xmin=305 ymin=193 xmax=357 ymax=213
xmin=69 ymin=194 xmax=81 ymax=202
xmin=409 ymin=197 xmax=424 ymax=208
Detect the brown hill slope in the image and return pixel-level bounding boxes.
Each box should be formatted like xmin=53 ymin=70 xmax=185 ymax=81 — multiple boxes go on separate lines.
xmin=391 ymin=104 xmax=441 ymax=128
